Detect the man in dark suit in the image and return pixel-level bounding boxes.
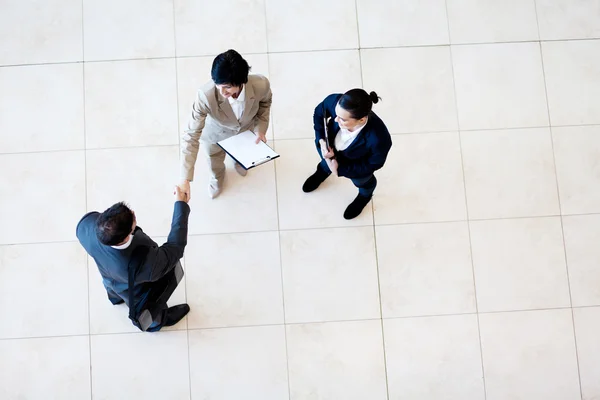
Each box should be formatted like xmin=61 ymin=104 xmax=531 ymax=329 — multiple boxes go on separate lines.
xmin=76 ymin=186 xmax=191 ymax=332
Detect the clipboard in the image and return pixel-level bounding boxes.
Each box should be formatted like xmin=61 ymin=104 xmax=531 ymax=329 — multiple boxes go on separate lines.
xmin=217 ymin=131 xmax=280 ymax=170
xmin=323 ymin=102 xmax=330 ymax=146
xmin=322 ymin=103 xmax=335 ymax=159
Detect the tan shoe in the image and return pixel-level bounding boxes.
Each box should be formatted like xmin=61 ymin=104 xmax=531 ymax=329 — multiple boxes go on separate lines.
xmin=208 ymin=177 xmax=223 ymax=199
xmin=234 ymin=162 xmax=247 ymax=177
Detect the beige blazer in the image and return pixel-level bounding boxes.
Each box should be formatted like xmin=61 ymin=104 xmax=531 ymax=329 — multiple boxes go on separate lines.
xmin=180 ymin=74 xmax=272 ymax=181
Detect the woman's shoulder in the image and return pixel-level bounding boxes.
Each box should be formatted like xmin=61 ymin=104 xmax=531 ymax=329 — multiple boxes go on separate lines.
xmin=365 ymin=112 xmax=391 ymax=138
xmin=248 ymin=74 xmax=271 ymax=92
xmin=324 ymin=93 xmax=343 ymax=103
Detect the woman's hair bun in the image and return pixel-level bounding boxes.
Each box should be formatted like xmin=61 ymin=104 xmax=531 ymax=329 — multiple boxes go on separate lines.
xmin=369 ymin=91 xmax=381 ymax=104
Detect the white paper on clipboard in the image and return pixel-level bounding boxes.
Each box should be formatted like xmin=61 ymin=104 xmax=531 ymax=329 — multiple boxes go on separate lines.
xmin=217 ymin=131 xmax=280 ymax=170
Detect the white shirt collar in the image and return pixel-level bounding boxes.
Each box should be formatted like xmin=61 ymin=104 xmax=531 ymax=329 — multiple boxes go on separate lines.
xmin=335 ymin=118 xmax=368 ymax=151
xmin=228 ymin=84 xmax=245 ymax=104
xmin=111 ymin=234 xmax=134 ymax=250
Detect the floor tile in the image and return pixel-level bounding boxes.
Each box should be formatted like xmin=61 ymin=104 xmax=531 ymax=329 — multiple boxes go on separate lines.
xmin=84 ymin=59 xmax=178 ymax=149
xmin=374 ymin=132 xmax=467 ymax=224
xmin=83 ymin=0 xmax=175 ymax=61
xmin=0 ymin=336 xmax=90 ymax=400
xmin=0 ymin=243 xmax=88 ymax=339
xmin=537 ymin=0 xmax=600 ymax=40
xmin=86 ymin=146 xmax=180 ymax=238
xmin=377 ymin=222 xmax=476 ymax=318
xmin=453 ymin=42 xmax=548 ymax=130
xmin=0 ymin=64 xmax=84 ymax=153
xmin=542 ymin=40 xmax=600 ymax=126
xmin=186 ymin=154 xmax=278 ymax=234
xmin=88 ymin=242 xmax=187 ymax=335
xmin=356 ymin=0 xmax=449 ymax=47
xmin=274 ymin=139 xmax=374 ymax=230
xmin=5 ymin=0 xmax=600 ymax=397
xmin=91 ymin=331 xmax=189 ymax=400
xmin=361 ymin=47 xmax=458 ymax=134
xmin=470 ymin=217 xmax=570 ymax=313
xmin=287 ymin=320 xmax=387 ymax=400
xmin=0 ymin=0 xmax=82 ymax=65
xmin=553 ymin=125 xmax=600 ymax=215
xmin=563 ymin=215 xmax=600 ymax=307
xmin=446 ymin=0 xmax=538 ymax=44
xmin=265 ymin=0 xmax=358 ymax=52
xmin=185 ymin=231 xmax=284 ymax=329
xmin=479 ymin=309 xmax=581 ymax=400
xmin=268 ymin=50 xmax=362 ymax=140
xmin=0 ymin=151 xmax=86 ymax=244
xmin=461 ymin=128 xmax=560 ymax=219
xmin=280 ymin=227 xmax=380 ymax=323
xmin=175 ymin=0 xmax=267 ymax=56
xmin=176 ymin=54 xmax=271 ymax=137
xmin=573 ymin=306 xmax=600 ymax=400
xmin=384 ymin=314 xmax=485 ymax=400
xmin=189 ymin=325 xmax=289 ymax=400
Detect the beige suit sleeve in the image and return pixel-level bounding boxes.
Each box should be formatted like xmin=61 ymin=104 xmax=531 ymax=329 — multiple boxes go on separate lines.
xmin=254 ymin=80 xmax=272 ymax=135
xmin=181 ymin=92 xmax=209 ymax=181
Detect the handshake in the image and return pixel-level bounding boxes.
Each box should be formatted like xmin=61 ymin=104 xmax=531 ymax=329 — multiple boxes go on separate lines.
xmin=173 ymin=180 xmax=191 ymax=203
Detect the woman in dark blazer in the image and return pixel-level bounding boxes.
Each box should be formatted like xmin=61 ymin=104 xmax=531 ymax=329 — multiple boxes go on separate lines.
xmin=303 ymin=89 xmax=392 ymax=219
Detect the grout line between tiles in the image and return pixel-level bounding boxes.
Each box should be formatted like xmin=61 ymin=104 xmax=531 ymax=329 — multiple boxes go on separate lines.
xmin=371 ymin=211 xmax=390 ymax=400
xmin=2 ymin=305 xmax=590 ymax=342
xmin=262 ymin=2 xmax=292 ymax=398
xmin=4 ymin=210 xmax=600 ymax=248
xmin=534 ymin=5 xmax=585 ymax=395
xmin=184 ymin=254 xmax=193 ymax=399
xmin=4 ymin=36 xmax=600 ymax=69
xmin=353 ymin=0 xmax=390 ymax=397
xmin=80 ymin=0 xmax=93 ymax=396
xmin=3 ymin=123 xmax=600 ymax=158
xmin=170 ymin=5 xmax=193 ymax=396
xmin=444 ymin=1 xmax=487 ymax=395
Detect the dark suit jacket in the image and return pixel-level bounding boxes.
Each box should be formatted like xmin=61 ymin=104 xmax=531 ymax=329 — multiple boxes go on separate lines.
xmin=313 ymin=93 xmax=392 ymax=179
xmin=76 ymin=201 xmax=190 ymax=310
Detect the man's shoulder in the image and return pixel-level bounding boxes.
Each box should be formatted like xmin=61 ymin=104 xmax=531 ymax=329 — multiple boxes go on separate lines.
xmin=76 ymin=212 xmax=99 ymax=239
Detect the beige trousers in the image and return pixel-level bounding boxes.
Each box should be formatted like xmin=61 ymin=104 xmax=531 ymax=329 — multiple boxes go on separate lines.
xmin=201 ymin=141 xmax=227 ymax=181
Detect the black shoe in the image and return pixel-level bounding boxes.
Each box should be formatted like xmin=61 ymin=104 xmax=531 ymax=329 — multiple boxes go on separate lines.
xmin=344 ymin=194 xmax=372 ymax=220
xmin=302 ymin=167 xmax=329 ymax=193
xmin=164 ymin=304 xmax=190 ymax=326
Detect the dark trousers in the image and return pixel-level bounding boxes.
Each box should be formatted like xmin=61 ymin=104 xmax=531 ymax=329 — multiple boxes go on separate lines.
xmin=105 ymin=286 xmax=123 ymax=305
xmin=318 ymin=159 xmax=377 ymax=197
xmin=103 ymin=264 xmax=182 ymax=332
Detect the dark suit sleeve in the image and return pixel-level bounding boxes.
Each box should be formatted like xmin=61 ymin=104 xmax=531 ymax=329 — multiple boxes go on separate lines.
xmin=145 ymin=201 xmax=191 ymax=282
xmin=313 ymin=94 xmax=341 ymax=147
xmin=337 ymin=131 xmax=392 ymax=179
xmin=76 ymin=212 xmax=99 ymax=242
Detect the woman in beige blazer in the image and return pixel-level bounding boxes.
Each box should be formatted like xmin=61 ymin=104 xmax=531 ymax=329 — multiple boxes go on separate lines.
xmin=180 ymin=49 xmax=272 ymax=199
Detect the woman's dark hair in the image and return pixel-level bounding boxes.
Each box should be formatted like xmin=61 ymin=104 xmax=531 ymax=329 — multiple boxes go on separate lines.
xmin=338 ymin=88 xmax=381 ymax=119
xmin=211 ymin=49 xmax=251 ymax=87
xmin=96 ymin=202 xmax=134 ymax=246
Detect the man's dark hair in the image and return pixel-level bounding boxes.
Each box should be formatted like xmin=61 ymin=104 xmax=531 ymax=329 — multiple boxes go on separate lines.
xmin=96 ymin=202 xmax=134 ymax=246
xmin=211 ymin=49 xmax=251 ymax=87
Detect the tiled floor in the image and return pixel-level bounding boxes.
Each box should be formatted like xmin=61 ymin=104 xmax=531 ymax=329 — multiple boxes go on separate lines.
xmin=1 ymin=0 xmax=600 ymax=399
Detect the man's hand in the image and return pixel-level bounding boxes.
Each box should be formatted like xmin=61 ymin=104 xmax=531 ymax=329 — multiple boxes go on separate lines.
xmin=176 ymin=181 xmax=191 ymax=203
xmin=255 ymin=131 xmax=267 ymax=144
xmin=319 ymin=139 xmax=334 ymax=159
xmin=326 ymin=158 xmax=339 ymax=177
